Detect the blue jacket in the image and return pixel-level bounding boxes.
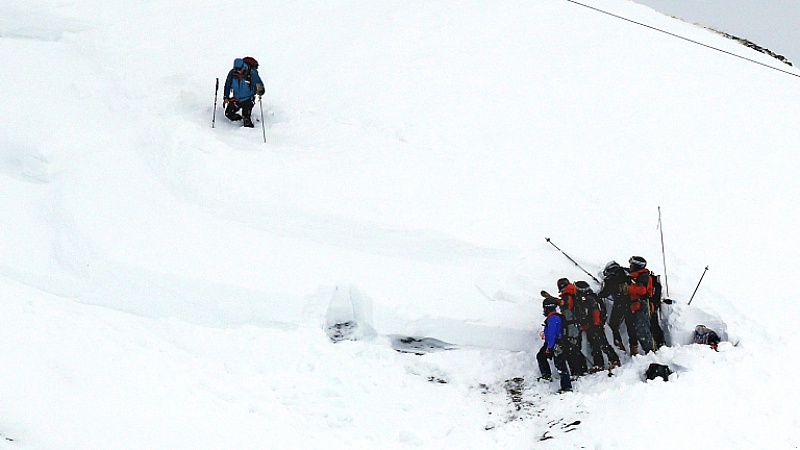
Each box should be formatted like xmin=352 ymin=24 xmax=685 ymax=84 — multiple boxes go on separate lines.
xmin=223 ymin=58 xmax=264 ymax=102
xmin=543 ymin=312 xmax=563 ymax=349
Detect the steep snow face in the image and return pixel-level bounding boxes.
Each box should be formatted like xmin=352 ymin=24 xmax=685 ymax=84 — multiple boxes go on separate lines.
xmin=2 ymin=0 xmax=800 ymax=448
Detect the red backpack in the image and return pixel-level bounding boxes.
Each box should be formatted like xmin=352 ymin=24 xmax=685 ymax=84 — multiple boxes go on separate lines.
xmin=243 ymin=56 xmax=259 ymax=70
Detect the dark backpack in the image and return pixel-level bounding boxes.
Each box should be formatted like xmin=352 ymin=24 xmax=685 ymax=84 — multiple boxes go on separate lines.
xmin=560 ymin=309 xmax=581 ymax=341
xmin=645 ymin=363 xmax=672 ymax=381
xmin=650 ymin=273 xmax=663 ymax=308
xmin=575 ymin=281 xmax=606 ymax=325
xmin=595 ymin=295 xmax=608 ymax=324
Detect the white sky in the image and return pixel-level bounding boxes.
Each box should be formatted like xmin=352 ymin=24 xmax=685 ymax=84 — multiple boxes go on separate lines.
xmin=633 ymin=0 xmax=800 ymax=65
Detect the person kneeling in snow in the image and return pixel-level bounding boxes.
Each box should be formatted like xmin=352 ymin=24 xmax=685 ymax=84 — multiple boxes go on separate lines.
xmin=223 ymin=57 xmax=265 ymax=128
xmin=693 ymin=325 xmax=720 ymax=351
xmin=537 ymin=297 xmax=573 ymax=392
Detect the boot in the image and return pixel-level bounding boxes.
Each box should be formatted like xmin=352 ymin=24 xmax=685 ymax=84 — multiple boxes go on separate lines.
xmin=614 ymin=338 xmax=627 ymax=352
xmin=629 ymin=343 xmax=639 ymax=356
xmin=243 ymin=116 xmax=254 ymax=128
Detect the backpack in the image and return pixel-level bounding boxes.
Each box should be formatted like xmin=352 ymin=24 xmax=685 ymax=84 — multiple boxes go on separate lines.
xmin=645 ymin=363 xmax=672 ymax=381
xmin=560 ymin=309 xmax=581 ymax=341
xmin=575 ymin=281 xmax=606 ymax=326
xmin=580 ymin=293 xmax=608 ymax=325
xmin=242 ymin=56 xmax=259 ymax=70
xmin=650 ymin=273 xmax=663 ymax=308
xmin=595 ymin=295 xmax=608 ymax=324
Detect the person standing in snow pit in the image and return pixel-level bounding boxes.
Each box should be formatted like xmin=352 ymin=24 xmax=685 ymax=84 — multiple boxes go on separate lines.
xmin=626 ymin=256 xmax=663 ymax=353
xmin=599 ymin=260 xmax=639 ymax=355
xmin=536 ymin=297 xmax=573 ymax=393
xmin=223 ymin=56 xmax=264 ymax=128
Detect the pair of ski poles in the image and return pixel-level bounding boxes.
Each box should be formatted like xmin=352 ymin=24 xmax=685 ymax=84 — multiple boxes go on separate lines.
xmin=213 ymin=77 xmax=267 ymax=144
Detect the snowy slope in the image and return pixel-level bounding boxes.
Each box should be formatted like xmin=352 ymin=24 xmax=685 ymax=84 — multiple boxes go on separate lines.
xmin=2 ymin=0 xmax=800 ymax=448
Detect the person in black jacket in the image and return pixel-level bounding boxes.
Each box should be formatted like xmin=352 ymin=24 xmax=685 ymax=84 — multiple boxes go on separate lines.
xmin=598 ymin=261 xmax=638 ymax=355
xmin=575 ymin=281 xmax=620 ymax=373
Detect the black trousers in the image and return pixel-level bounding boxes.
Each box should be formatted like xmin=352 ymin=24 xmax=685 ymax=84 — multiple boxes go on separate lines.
xmin=537 ymin=344 xmax=572 ymax=391
xmin=587 ymin=326 xmax=620 ymax=368
xmin=225 ymin=98 xmax=255 ymax=122
xmin=564 ymin=336 xmax=587 ymax=376
xmin=609 ymin=297 xmax=637 ymax=347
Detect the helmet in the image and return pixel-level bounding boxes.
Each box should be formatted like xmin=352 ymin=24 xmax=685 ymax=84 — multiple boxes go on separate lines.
xmin=543 ymin=297 xmax=558 ymax=313
xmin=557 ymin=278 xmax=570 ymax=292
xmin=629 ymin=256 xmax=647 ymax=271
xmin=574 ymin=280 xmax=592 ymax=294
xmin=603 ymin=260 xmax=621 ymax=276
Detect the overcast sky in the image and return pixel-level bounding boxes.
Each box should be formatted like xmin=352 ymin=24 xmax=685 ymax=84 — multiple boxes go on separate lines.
xmin=633 ymin=0 xmax=800 ymax=66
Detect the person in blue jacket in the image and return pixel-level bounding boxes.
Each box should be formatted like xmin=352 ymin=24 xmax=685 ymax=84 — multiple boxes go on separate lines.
xmin=537 ymin=297 xmax=573 ymax=392
xmin=223 ymin=57 xmax=264 ymax=128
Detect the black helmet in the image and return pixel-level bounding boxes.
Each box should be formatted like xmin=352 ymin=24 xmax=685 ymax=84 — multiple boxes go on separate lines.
xmin=543 ymin=297 xmax=558 ymax=313
xmin=575 ymin=280 xmax=592 ymax=294
xmin=629 ymin=256 xmax=647 ymax=271
xmin=557 ymin=278 xmax=570 ymax=292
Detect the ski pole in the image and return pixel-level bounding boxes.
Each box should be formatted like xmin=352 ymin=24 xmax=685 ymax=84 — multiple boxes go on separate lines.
xmin=687 ymin=266 xmax=709 ymax=305
xmin=544 ymin=237 xmax=600 ymax=283
xmin=212 ymin=78 xmax=219 ymax=128
xmin=657 ymin=207 xmax=670 ymax=298
xmin=258 ymin=96 xmax=266 ymax=144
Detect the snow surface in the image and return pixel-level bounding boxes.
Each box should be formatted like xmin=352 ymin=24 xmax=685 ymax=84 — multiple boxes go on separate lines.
xmin=2 ymin=0 xmax=800 ymax=448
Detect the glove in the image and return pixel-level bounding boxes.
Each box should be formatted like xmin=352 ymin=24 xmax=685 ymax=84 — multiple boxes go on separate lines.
xmin=552 ymin=343 xmax=563 ymax=357
xmin=256 ymin=83 xmax=265 ymax=96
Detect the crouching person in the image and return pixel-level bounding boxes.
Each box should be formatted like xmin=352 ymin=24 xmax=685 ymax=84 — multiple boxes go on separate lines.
xmin=537 ymin=297 xmax=572 ymax=393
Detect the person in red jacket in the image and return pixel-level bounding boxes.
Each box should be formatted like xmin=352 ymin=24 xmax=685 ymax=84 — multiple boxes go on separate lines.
xmin=556 ymin=278 xmax=588 ymax=376
xmin=575 ymin=281 xmax=620 ymax=374
xmin=627 ymin=256 xmax=655 ymax=354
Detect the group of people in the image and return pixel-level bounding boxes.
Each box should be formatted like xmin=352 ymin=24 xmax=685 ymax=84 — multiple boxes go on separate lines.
xmin=536 ymin=256 xmax=668 ymax=392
